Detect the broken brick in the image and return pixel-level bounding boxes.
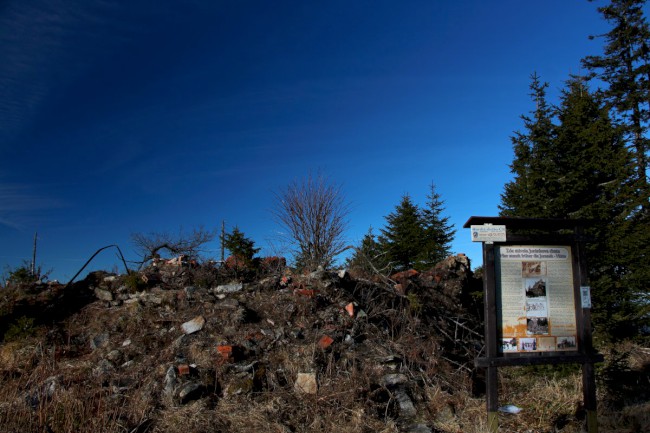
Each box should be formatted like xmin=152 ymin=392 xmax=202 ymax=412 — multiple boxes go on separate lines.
xmin=390 ymin=269 xmax=419 ymax=281
xmin=177 ymin=364 xmax=190 ymax=376
xmin=318 ymin=335 xmax=334 ymax=350
xmin=217 ymin=345 xmax=234 ymax=362
xmin=295 ymin=289 xmax=317 ymax=297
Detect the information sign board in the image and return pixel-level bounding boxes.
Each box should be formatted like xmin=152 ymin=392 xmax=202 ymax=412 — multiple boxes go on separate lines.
xmin=496 ymin=245 xmax=577 ymax=353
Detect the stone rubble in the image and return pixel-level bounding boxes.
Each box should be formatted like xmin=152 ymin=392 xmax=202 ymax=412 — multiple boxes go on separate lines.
xmin=11 ymin=253 xmax=481 ymax=431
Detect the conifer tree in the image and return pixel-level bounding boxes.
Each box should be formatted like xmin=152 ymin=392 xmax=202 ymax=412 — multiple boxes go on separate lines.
xmin=553 ymin=77 xmax=632 ymax=220
xmin=347 ymin=227 xmax=387 ymax=274
xmin=501 ymin=73 xmax=646 ymax=340
xmin=223 ymin=227 xmax=260 ymax=263
xmin=500 ymin=73 xmax=558 ymax=217
xmin=581 ymin=0 xmax=650 ymax=339
xmin=554 ymin=77 xmax=641 ymax=338
xmin=582 ymin=0 xmax=650 ymax=208
xmin=380 ymin=194 xmax=425 ymax=271
xmin=418 ymin=182 xmax=455 ymax=267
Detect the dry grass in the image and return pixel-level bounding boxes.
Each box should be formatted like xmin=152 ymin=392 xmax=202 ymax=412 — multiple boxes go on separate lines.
xmin=0 ymin=263 xmax=648 ymax=433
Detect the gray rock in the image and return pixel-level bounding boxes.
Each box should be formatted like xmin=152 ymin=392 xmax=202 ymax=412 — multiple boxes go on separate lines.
xmin=434 ymin=403 xmax=458 ymax=427
xmin=164 ymin=366 xmax=177 ymax=396
xmin=177 ymin=382 xmax=202 ymax=404
xmin=93 ymin=359 xmax=115 ymax=376
xmin=382 ymin=373 xmax=408 ymax=387
xmin=43 ymin=376 xmax=59 ymax=398
xmin=90 ymin=333 xmax=110 ymax=350
xmin=395 ymin=389 xmax=416 ymax=418
xmin=171 ymin=335 xmax=185 ymax=350
xmin=258 ymin=276 xmax=279 ymax=289
xmin=94 ymin=288 xmax=113 ymax=301
xmin=141 ymin=293 xmax=163 ymax=305
xmin=181 ymin=316 xmax=205 ymax=334
xmin=213 ymin=282 xmax=244 ymax=294
xmin=106 ymin=349 xmax=123 ymax=364
xmin=406 ymin=424 xmax=432 ymax=433
xmin=25 ymin=376 xmax=60 ymax=409
xmin=216 ymin=298 xmax=240 ymax=309
xmin=183 ymin=286 xmax=198 ymax=300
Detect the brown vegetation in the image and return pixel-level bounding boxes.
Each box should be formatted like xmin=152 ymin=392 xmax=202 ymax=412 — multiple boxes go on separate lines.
xmin=0 ymin=255 xmax=647 ymax=433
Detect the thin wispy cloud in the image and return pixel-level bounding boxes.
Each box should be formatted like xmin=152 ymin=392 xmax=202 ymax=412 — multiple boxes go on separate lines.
xmin=0 ymin=183 xmax=65 ymax=230
xmin=0 ymin=0 xmax=141 ymax=143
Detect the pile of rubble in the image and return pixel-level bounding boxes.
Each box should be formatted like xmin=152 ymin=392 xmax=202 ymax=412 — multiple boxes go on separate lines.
xmin=0 ymin=254 xmax=484 ymax=433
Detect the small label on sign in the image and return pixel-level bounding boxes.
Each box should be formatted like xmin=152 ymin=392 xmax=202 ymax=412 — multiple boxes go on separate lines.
xmin=471 ymin=225 xmax=506 ymax=242
xmin=580 ymin=286 xmax=592 ymax=308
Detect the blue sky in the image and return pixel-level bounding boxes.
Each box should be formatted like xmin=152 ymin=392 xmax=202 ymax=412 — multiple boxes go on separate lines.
xmin=0 ymin=1 xmax=619 ymax=281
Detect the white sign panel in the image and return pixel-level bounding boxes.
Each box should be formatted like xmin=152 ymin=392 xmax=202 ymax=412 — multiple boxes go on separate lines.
xmin=496 ymin=245 xmax=578 ymax=353
xmin=580 ymin=286 xmax=592 ymax=309
xmin=471 ymin=225 xmax=506 ymax=242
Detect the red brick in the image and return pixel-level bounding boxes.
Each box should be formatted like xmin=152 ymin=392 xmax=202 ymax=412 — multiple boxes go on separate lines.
xmin=390 ymin=269 xmax=419 ymax=280
xmin=217 ymin=345 xmax=234 ymax=361
xmin=345 ymin=302 xmax=355 ymax=317
xmin=318 ymin=335 xmax=334 ymax=349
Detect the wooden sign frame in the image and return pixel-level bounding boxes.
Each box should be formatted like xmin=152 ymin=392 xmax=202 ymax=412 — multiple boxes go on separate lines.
xmin=464 ymin=217 xmax=603 ymax=433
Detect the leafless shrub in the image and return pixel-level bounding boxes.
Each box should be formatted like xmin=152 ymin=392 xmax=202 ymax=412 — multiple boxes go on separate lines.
xmin=131 ymin=226 xmax=215 ymax=268
xmin=273 ymin=173 xmax=350 ymax=271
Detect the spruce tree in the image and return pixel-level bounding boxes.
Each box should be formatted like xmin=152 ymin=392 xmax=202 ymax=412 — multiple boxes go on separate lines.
xmin=501 ymin=73 xmax=646 ymax=340
xmin=380 ymin=194 xmax=425 ymax=271
xmin=500 ymin=73 xmax=558 ymax=217
xmin=553 ymin=77 xmax=632 ymax=220
xmin=223 ymin=227 xmax=260 ymax=263
xmin=347 ymin=227 xmax=387 ymax=274
xmin=418 ymin=182 xmax=455 ymax=267
xmin=582 ymin=0 xmax=650 ymax=339
xmin=582 ymin=0 xmax=650 ymax=208
xmin=554 ymin=77 xmax=640 ymax=339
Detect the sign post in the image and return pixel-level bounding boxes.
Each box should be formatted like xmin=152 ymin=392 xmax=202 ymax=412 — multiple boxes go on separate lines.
xmin=464 ymin=217 xmax=603 ymax=433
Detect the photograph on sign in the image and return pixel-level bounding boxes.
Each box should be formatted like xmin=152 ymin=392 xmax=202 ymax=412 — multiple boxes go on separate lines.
xmin=557 ymin=336 xmax=577 ymax=350
xmin=537 ymin=336 xmax=556 ymax=351
xmin=522 ymin=261 xmax=546 ymax=277
xmin=500 ymin=338 xmax=518 ymax=352
xmin=496 ymin=245 xmax=577 ymax=354
xmin=519 ymin=338 xmax=537 ymax=351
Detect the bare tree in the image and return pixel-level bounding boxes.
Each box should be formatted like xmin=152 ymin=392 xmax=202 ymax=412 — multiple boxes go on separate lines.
xmin=273 ymin=173 xmax=350 ymax=270
xmin=131 ymin=226 xmax=216 ymax=268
